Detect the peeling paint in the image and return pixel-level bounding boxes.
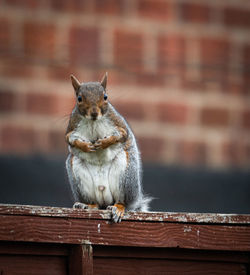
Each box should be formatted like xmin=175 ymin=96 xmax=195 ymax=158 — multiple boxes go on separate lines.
xmin=97 ymin=223 xmax=101 ymax=234
xmin=80 ymin=240 xmax=92 ymax=245
xmin=183 ymin=225 xmax=192 ymax=233
xmin=0 ymin=204 xmax=250 ymax=225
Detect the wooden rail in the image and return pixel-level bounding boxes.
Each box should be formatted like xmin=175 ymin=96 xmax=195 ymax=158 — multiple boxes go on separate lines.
xmin=0 ymin=204 xmax=250 ymax=274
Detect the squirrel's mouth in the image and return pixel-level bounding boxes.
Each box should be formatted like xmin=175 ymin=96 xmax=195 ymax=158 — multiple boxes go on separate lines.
xmin=85 ymin=114 xmax=102 ymax=121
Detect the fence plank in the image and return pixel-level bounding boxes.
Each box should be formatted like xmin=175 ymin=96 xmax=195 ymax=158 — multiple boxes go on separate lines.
xmin=0 ymin=214 xmax=250 ymax=251
xmin=0 ymin=204 xmax=249 ymax=224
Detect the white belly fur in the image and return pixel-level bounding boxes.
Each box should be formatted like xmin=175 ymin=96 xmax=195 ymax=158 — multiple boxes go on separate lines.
xmin=71 ymin=147 xmax=127 ymax=207
xmin=69 ymin=116 xmax=127 ymax=207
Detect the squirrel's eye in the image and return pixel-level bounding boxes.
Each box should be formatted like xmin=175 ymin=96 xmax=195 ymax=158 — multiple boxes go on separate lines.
xmin=104 ymin=94 xmax=108 ymax=101
xmin=77 ymin=96 xmax=83 ymax=103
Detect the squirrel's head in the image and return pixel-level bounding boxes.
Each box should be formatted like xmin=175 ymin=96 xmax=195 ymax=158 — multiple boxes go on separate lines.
xmin=70 ymin=72 xmax=109 ymax=121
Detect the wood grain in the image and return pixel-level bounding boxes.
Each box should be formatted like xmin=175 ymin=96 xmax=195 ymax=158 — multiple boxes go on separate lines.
xmin=0 ymin=214 xmax=250 ymax=251
xmin=0 ymin=204 xmax=250 ymax=274
xmin=0 ymin=204 xmax=249 ymax=224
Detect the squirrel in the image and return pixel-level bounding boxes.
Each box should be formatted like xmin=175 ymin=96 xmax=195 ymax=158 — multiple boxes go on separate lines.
xmin=65 ymin=72 xmax=151 ymax=223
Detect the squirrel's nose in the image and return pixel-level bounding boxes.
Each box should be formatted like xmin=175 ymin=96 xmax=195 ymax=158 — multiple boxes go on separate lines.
xmin=91 ymin=112 xmax=98 ymax=120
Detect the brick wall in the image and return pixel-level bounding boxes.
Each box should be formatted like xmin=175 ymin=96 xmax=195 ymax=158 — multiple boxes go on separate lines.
xmin=0 ymin=0 xmax=250 ymax=168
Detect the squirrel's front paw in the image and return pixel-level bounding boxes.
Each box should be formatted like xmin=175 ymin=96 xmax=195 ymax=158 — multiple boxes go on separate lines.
xmin=94 ymin=136 xmax=117 ymax=150
xmin=107 ymin=203 xmax=125 ymax=223
xmin=73 ymin=139 xmax=96 ymax=152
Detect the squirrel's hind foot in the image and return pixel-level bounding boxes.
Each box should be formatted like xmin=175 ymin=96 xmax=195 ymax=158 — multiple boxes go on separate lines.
xmin=107 ymin=203 xmax=125 ymax=223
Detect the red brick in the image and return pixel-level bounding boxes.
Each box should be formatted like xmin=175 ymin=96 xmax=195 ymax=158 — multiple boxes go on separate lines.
xmin=69 ymin=27 xmax=99 ymax=66
xmin=180 ymin=77 xmax=205 ymax=92
xmin=49 ymin=0 xmax=86 ymax=12
xmin=115 ymin=101 xmax=145 ymax=120
xmin=0 ymin=90 xmax=15 ymax=112
xmin=157 ymin=102 xmax=189 ymax=124
xmin=47 ymin=65 xmax=75 ymax=81
xmin=107 ymin=70 xmax=136 ymax=86
xmin=138 ymin=0 xmax=172 ymax=21
xmin=25 ymin=93 xmax=57 ymax=115
xmin=158 ymin=35 xmax=186 ymax=77
xmin=137 ymin=136 xmax=165 ymax=162
xmin=200 ymin=38 xmax=230 ymax=83
xmin=223 ymin=7 xmax=250 ymax=29
xmin=177 ymin=140 xmax=207 ymax=165
xmin=243 ymin=44 xmax=250 ymax=92
xmin=94 ymin=0 xmax=124 ymax=15
xmin=5 ymin=0 xmax=40 ymax=9
xmin=200 ymin=38 xmax=229 ymax=66
xmin=245 ymin=144 xmax=250 ymax=163
xmin=200 ymin=107 xmax=230 ymax=127
xmin=0 ymin=18 xmax=10 ymax=52
xmin=1 ymin=57 xmax=34 ymax=78
xmin=114 ymin=30 xmax=143 ymax=72
xmin=223 ymin=81 xmax=245 ymax=96
xmin=179 ymin=3 xmax=212 ymax=23
xmin=23 ymin=22 xmax=55 ymax=59
xmin=136 ymin=72 xmax=165 ymax=87
xmin=241 ymin=110 xmax=250 ymax=129
xmin=222 ymin=141 xmax=245 ymax=166
xmin=56 ymin=94 xmax=75 ymax=116
xmin=48 ymin=129 xmax=67 ymax=154
xmin=0 ymin=125 xmax=37 ymax=153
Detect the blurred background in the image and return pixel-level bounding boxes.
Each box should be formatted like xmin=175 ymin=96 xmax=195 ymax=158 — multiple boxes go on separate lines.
xmin=0 ymin=0 xmax=249 ymax=213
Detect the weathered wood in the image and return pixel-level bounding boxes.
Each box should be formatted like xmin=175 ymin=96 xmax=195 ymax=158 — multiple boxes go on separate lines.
xmin=0 ymin=214 xmax=250 ymax=251
xmin=0 ymin=204 xmax=249 ymax=224
xmin=0 ymin=204 xmax=250 ymax=274
xmin=69 ymin=244 xmax=93 ymax=275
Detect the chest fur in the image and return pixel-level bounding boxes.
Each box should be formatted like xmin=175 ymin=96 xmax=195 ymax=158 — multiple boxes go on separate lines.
xmin=76 ymin=116 xmax=119 ymax=142
xmin=70 ymin=116 xmax=122 ymax=165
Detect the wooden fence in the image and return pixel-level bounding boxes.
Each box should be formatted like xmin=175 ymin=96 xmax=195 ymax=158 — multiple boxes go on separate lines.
xmin=0 ymin=204 xmax=250 ymax=274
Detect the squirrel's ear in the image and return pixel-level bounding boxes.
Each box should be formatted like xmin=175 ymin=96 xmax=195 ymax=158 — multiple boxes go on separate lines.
xmin=100 ymin=72 xmax=108 ymax=90
xmin=70 ymin=75 xmax=81 ymax=91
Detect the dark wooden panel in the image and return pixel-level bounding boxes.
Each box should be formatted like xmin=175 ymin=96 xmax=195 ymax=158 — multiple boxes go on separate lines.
xmin=93 ymin=245 xmax=250 ymax=264
xmin=1 ymin=204 xmax=249 ymax=224
xmin=0 ymin=242 xmax=69 ymax=256
xmin=0 ymin=255 xmax=67 ymax=275
xmin=0 ymin=215 xmax=250 ymax=251
xmin=93 ymin=258 xmax=247 ymax=275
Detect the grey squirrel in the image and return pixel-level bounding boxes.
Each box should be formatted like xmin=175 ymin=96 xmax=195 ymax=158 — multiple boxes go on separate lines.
xmin=65 ymin=73 xmax=151 ymax=223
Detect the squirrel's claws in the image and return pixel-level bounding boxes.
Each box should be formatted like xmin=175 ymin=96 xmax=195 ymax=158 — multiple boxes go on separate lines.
xmin=87 ymin=143 xmax=97 ymax=152
xmin=107 ymin=203 xmax=125 ymax=223
xmin=73 ymin=202 xmax=89 ymax=209
xmin=93 ymin=139 xmax=105 ymax=150
xmin=93 ymin=143 xmax=102 ymax=150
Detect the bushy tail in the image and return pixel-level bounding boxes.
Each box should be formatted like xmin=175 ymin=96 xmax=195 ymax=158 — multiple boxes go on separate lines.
xmin=131 ymin=193 xmax=153 ymax=212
